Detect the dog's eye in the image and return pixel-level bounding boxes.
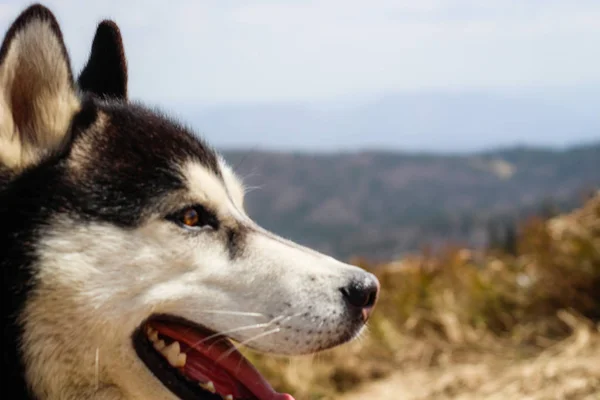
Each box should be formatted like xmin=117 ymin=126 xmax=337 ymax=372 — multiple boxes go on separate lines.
xmin=182 ymin=208 xmax=199 ymax=227
xmin=167 ymin=205 xmax=219 ymax=231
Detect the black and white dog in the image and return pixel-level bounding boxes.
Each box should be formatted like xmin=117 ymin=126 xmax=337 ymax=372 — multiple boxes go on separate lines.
xmin=1 ymin=4 xmax=379 ymax=400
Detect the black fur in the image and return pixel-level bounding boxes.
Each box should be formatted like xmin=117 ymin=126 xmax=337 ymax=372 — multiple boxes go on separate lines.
xmin=78 ymin=20 xmax=128 ymax=100
xmin=64 ymin=101 xmax=222 ymax=227
xmin=1 ymin=182 xmax=47 ymax=399
xmin=1 ymin=101 xmax=227 ymax=400
xmin=1 ymin=5 xmax=73 ymax=398
xmin=1 ymin=6 xmax=223 ymax=399
xmin=226 ymin=225 xmax=248 ymax=259
xmin=0 ymin=3 xmax=246 ymax=398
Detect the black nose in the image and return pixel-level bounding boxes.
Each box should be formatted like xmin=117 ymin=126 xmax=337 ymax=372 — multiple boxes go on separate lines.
xmin=340 ymin=274 xmax=379 ymax=319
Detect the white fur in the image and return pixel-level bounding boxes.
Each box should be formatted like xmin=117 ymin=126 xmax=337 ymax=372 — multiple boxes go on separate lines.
xmin=22 ymin=159 xmax=372 ymax=399
xmin=218 ymin=155 xmax=247 ymax=209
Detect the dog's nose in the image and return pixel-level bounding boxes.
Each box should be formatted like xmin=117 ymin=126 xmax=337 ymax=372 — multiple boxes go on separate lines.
xmin=340 ymin=273 xmax=380 ymax=321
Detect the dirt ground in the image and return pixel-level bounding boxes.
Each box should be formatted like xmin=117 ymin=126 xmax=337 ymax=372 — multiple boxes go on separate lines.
xmin=341 ymin=326 xmax=600 ymax=400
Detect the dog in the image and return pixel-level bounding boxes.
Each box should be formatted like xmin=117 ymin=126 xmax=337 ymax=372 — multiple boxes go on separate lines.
xmin=1 ymin=5 xmax=379 ymax=400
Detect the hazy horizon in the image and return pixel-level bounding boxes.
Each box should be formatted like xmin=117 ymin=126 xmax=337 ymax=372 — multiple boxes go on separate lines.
xmin=216 ymin=138 xmax=600 ymax=155
xmin=178 ymin=86 xmax=599 ymax=152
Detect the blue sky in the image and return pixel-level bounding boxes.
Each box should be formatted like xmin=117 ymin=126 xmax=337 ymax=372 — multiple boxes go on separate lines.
xmin=1 ymin=1 xmax=599 ymax=150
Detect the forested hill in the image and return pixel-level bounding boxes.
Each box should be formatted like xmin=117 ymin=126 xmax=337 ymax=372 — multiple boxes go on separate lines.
xmin=221 ymin=143 xmax=599 ymax=259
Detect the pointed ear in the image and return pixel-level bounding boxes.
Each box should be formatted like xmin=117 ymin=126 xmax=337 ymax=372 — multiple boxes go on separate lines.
xmin=78 ymin=20 xmax=128 ymax=100
xmin=0 ymin=5 xmax=80 ymax=170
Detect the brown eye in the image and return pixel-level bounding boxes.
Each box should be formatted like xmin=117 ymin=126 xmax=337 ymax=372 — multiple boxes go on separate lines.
xmin=182 ymin=208 xmax=199 ymax=227
xmin=167 ymin=205 xmax=219 ymax=231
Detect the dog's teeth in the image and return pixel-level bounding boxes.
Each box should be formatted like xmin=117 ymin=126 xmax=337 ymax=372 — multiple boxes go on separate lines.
xmin=153 ymin=339 xmax=166 ymax=351
xmin=161 ymin=341 xmax=182 ymax=366
xmin=148 ymin=330 xmax=159 ymax=343
xmin=146 ymin=326 xmax=159 ymax=342
xmin=222 ymin=395 xmax=233 ymax=400
xmin=161 ymin=340 xmax=180 ymax=356
xmin=175 ymin=352 xmax=187 ymax=368
xmin=199 ymin=381 xmax=216 ymax=393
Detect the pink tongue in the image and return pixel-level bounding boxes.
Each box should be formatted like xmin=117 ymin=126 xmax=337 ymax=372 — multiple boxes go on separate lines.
xmin=151 ymin=321 xmax=295 ymax=400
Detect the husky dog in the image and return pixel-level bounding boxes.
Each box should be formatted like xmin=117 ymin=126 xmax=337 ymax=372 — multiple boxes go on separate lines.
xmin=1 ymin=5 xmax=379 ymax=400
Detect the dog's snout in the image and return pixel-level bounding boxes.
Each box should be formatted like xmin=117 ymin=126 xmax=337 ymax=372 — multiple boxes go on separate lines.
xmin=340 ymin=273 xmax=380 ymax=321
xmin=340 ymin=282 xmax=377 ymax=308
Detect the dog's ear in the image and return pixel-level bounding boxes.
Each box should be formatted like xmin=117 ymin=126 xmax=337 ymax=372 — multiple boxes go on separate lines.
xmin=78 ymin=20 xmax=128 ymax=100
xmin=0 ymin=4 xmax=80 ymax=170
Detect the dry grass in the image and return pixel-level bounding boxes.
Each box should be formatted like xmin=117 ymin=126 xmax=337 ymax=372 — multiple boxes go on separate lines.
xmin=244 ymin=193 xmax=600 ymax=399
xmin=342 ymin=315 xmax=600 ymax=400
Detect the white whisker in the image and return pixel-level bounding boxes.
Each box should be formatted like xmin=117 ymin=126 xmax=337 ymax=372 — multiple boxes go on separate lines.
xmin=198 ymin=310 xmax=266 ymax=318
xmin=186 ymin=322 xmax=274 ymax=354
xmin=199 ymin=314 xmax=287 ymax=354
xmin=278 ymin=311 xmax=304 ymax=324
xmin=243 ymin=185 xmax=263 ymax=195
xmin=94 ymin=347 xmax=99 ymax=391
xmin=214 ymin=328 xmax=281 ymax=364
xmin=185 ymin=312 xmax=302 ymax=358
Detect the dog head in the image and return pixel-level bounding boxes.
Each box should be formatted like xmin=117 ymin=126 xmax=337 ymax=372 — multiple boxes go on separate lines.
xmin=0 ymin=5 xmax=379 ymax=400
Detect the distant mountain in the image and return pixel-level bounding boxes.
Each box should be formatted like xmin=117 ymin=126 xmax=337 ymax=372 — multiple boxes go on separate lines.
xmin=177 ymin=89 xmax=600 ymax=152
xmin=221 ymin=143 xmax=600 ymax=260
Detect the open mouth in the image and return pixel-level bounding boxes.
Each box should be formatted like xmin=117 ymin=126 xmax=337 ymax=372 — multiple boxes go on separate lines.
xmin=133 ymin=315 xmax=294 ymax=400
